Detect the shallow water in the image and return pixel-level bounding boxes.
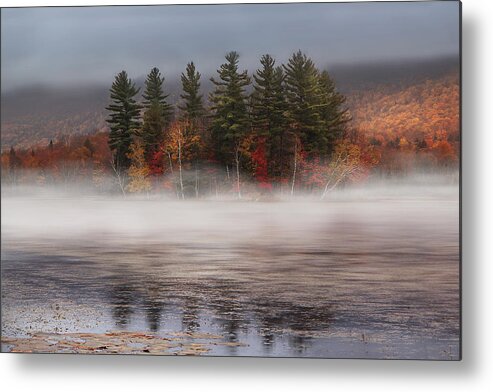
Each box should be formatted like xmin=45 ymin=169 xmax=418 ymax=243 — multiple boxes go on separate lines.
xmin=1 ymin=189 xmax=460 ymax=358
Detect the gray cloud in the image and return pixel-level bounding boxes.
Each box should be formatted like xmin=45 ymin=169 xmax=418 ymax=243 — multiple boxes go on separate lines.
xmin=1 ymin=2 xmax=460 ymax=92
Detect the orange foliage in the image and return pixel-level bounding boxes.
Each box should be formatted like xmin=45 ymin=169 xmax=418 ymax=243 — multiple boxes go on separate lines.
xmin=348 ymin=74 xmax=459 ymax=145
xmin=347 ymin=73 xmax=459 ymax=173
xmin=1 ymin=132 xmax=112 ymax=185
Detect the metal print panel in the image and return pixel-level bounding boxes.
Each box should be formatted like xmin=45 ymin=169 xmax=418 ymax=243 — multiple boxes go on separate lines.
xmin=0 ymin=1 xmax=461 ymax=359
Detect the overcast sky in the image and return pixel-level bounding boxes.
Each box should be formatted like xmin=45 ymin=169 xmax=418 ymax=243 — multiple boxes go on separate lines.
xmin=1 ymin=1 xmax=460 ymax=92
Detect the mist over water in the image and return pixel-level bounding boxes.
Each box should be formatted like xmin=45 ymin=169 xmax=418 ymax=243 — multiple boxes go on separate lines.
xmin=1 ymin=175 xmax=459 ymax=358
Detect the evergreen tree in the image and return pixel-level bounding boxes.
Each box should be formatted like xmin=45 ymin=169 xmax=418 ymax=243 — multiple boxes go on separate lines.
xmin=141 ymin=67 xmax=172 ymax=158
xmin=8 ymin=146 xmax=21 ymax=184
xmin=141 ymin=100 xmax=166 ymax=159
xmin=9 ymin=146 xmax=19 ymax=168
xmin=318 ymin=70 xmax=349 ymax=154
xmin=179 ymin=62 xmax=205 ymax=126
xmin=209 ymin=51 xmax=251 ymax=163
xmin=106 ymin=70 xmax=141 ymax=172
xmin=83 ymin=138 xmax=95 ymax=157
xmin=142 ymin=67 xmax=172 ymax=119
xmin=251 ymin=54 xmax=288 ymax=179
xmin=178 ymin=62 xmax=205 ymax=185
xmin=283 ymin=50 xmax=325 ymax=156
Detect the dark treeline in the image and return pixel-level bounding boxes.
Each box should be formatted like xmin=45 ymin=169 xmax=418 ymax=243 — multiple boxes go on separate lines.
xmin=105 ymin=50 xmax=350 ymax=198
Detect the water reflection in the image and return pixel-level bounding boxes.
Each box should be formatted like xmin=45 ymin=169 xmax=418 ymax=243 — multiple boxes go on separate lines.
xmin=211 ymin=281 xmax=247 ymax=343
xmin=104 ymin=273 xmax=335 ymax=355
xmin=143 ymin=281 xmax=165 ymax=332
xmin=254 ymin=301 xmax=334 ymax=353
xmin=181 ymin=295 xmax=200 ymax=333
xmin=111 ymin=283 xmax=135 ymax=328
xmin=1 ymin=195 xmax=460 ymax=358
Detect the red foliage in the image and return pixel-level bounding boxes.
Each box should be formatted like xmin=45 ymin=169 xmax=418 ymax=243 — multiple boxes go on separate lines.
xmin=1 ymin=132 xmax=112 ymax=184
xmin=301 ymin=157 xmax=326 ymax=189
xmin=251 ymin=137 xmax=272 ymax=190
xmin=148 ymin=150 xmax=164 ymax=176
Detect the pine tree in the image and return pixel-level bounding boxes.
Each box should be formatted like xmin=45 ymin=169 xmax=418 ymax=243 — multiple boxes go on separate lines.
xmin=8 ymin=146 xmax=21 ymax=185
xmin=179 ymin=62 xmax=204 ymax=126
xmin=142 ymin=67 xmax=173 ymax=119
xmin=283 ymin=51 xmax=325 ymax=156
xmin=209 ymin=51 xmax=251 ymax=164
xmin=251 ymin=54 xmax=288 ymax=180
xmin=318 ymin=70 xmax=349 ymax=154
xmin=9 ymin=146 xmax=19 ymax=169
xmin=141 ymin=67 xmax=172 ymax=158
xmin=177 ymin=62 xmax=205 ymax=186
xmin=141 ymin=100 xmax=166 ymax=159
xmin=106 ymin=70 xmax=141 ymax=172
xmin=83 ymin=138 xmax=95 ymax=157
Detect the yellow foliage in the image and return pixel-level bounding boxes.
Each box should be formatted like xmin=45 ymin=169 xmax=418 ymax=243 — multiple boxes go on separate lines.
xmin=126 ymin=141 xmax=152 ymax=194
xmin=166 ymin=120 xmax=203 ymax=166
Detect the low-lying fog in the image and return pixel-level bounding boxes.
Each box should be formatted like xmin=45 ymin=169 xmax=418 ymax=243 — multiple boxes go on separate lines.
xmin=1 ymin=173 xmax=459 ymax=242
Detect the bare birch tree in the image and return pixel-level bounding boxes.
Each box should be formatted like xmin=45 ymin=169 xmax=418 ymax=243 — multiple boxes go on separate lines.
xmin=110 ymin=154 xmax=127 ymax=197
xmin=290 ymin=139 xmax=298 ymax=197
xmin=177 ymin=127 xmax=185 ymax=200
xmin=234 ymin=143 xmax=242 ymax=200
xmin=320 ymin=141 xmax=362 ymax=200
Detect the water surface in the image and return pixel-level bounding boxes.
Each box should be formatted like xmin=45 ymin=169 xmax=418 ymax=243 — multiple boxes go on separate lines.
xmin=1 ymin=189 xmax=460 ymax=358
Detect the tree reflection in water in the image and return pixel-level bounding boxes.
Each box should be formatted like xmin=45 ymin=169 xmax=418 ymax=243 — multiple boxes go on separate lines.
xmin=254 ymin=300 xmax=335 ymax=354
xmin=107 ymin=270 xmax=336 ymax=355
xmin=143 ymin=280 xmax=166 ymax=332
xmin=110 ymin=283 xmax=136 ymax=328
xmin=181 ymin=294 xmax=201 ymax=333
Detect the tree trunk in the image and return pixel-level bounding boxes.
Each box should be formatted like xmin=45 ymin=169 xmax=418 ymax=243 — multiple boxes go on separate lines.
xmin=111 ymin=156 xmax=126 ymax=198
xmin=279 ymin=132 xmax=284 ymax=184
xmin=321 ymin=180 xmax=331 ymax=200
xmin=194 ymin=165 xmax=199 ymax=199
xmin=178 ymin=130 xmax=185 ymax=200
xmin=167 ymin=151 xmax=179 ymax=199
xmin=235 ymin=146 xmax=241 ymax=200
xmin=167 ymin=152 xmax=174 ymax=175
xmin=116 ymin=171 xmax=126 ymax=198
xmin=291 ymin=140 xmax=297 ymax=197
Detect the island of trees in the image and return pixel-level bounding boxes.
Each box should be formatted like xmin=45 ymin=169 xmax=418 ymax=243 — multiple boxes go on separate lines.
xmin=2 ymin=51 xmax=459 ymax=199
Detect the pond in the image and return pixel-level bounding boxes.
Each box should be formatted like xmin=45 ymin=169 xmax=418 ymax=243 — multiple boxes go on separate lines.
xmin=1 ymin=189 xmax=460 ymax=358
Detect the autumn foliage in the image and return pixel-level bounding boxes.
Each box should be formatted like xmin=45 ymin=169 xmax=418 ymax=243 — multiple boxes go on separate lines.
xmin=251 ymin=137 xmax=272 ymax=191
xmin=347 ymin=74 xmax=459 ymax=174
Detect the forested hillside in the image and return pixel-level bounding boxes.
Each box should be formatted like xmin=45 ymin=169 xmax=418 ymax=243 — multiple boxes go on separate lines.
xmin=347 ymin=73 xmax=460 ymax=174
xmin=1 ymin=86 xmax=108 ymax=150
